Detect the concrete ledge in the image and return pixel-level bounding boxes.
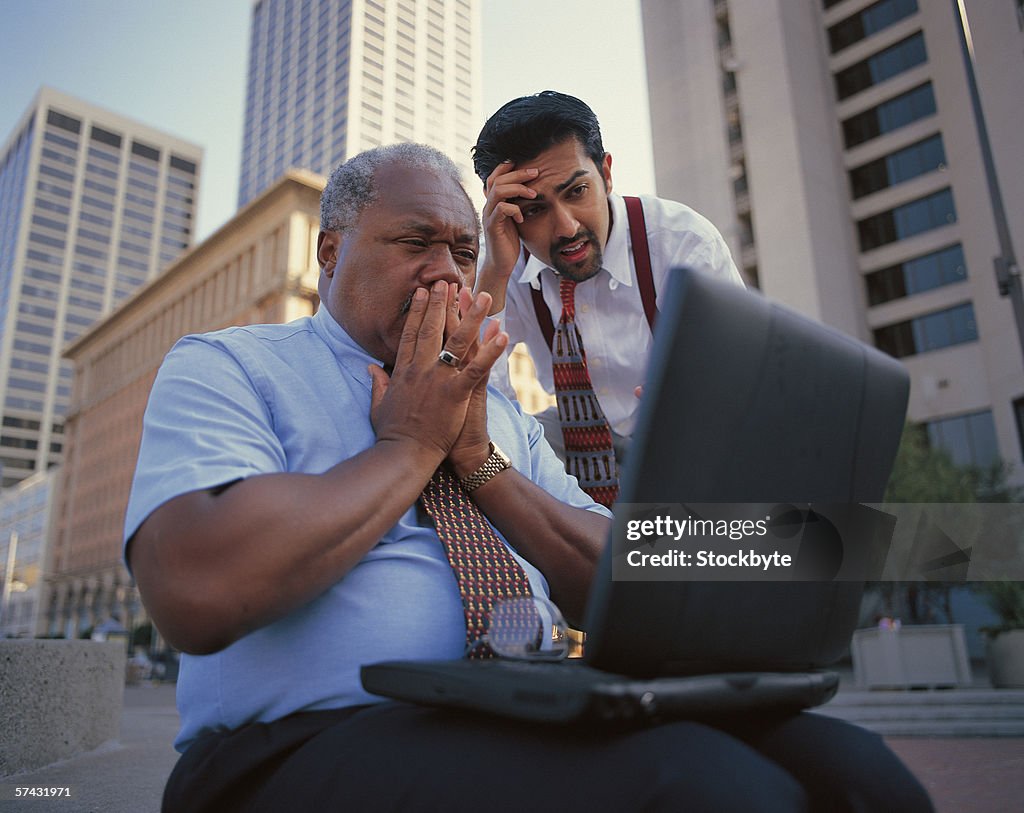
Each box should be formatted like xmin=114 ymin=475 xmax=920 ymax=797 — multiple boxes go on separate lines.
xmin=0 ymin=640 xmax=126 ymax=777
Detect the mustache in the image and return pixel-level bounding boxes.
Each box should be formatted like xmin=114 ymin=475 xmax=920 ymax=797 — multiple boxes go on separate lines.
xmin=552 ymin=229 xmax=597 ymax=252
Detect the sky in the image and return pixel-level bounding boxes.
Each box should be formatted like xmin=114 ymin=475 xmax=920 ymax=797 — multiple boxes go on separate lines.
xmin=0 ymin=0 xmax=656 ymax=242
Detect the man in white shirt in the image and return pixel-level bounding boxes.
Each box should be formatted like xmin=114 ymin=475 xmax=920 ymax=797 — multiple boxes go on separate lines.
xmin=473 ymin=91 xmax=743 ymax=471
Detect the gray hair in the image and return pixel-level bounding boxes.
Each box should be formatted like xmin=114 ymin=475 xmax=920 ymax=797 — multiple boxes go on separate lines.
xmin=320 ymin=143 xmax=466 ymax=232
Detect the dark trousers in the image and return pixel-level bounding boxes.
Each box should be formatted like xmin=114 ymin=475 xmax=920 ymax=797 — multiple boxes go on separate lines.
xmin=164 ymin=702 xmax=933 ymax=812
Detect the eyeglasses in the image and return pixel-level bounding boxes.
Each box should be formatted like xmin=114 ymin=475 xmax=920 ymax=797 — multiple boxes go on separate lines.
xmin=466 ymin=596 xmax=570 ymax=661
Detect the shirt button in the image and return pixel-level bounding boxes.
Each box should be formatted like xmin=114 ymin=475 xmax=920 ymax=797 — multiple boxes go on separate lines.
xmin=580 ymin=304 xmax=589 ymax=313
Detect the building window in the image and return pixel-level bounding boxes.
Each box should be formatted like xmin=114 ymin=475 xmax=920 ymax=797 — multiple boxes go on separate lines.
xmin=738 ymin=212 xmax=755 ymax=248
xmin=842 ymin=82 xmax=935 ymax=148
xmin=865 ymin=243 xmax=966 ymax=305
xmin=926 ymin=410 xmax=999 ymax=468
xmin=90 ymin=126 xmax=122 ymax=148
xmin=717 ymin=17 xmax=732 ymax=48
xmin=849 ymin=133 xmax=945 ymax=199
xmin=41 ymin=130 xmax=76 ymax=152
xmin=170 ymin=155 xmax=197 ymax=174
xmin=828 ymin=0 xmax=918 ymax=54
xmin=129 ymin=158 xmax=159 ymax=178
xmin=1013 ymin=397 xmax=1024 ymax=458
xmin=38 ymin=164 xmax=74 ymax=184
xmin=873 ymin=302 xmax=977 ymax=358
xmin=727 ymin=118 xmax=743 ymax=146
xmin=87 ymin=146 xmax=120 ymax=166
xmin=834 ymin=32 xmax=927 ymax=101
xmin=35 ymin=198 xmax=70 ymax=218
xmin=31 ymin=213 xmax=68 ymax=233
xmin=46 ymin=109 xmax=81 ymax=134
xmin=83 ymin=178 xmax=115 ymax=196
xmin=857 ymin=187 xmax=955 ymax=251
xmin=131 ymin=140 xmax=161 ymax=162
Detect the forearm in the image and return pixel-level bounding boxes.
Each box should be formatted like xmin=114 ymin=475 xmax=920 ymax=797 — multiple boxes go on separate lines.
xmin=130 ymin=438 xmax=442 ymax=655
xmin=474 ymin=257 xmax=511 ymax=314
xmin=467 ymin=469 xmax=607 ymax=625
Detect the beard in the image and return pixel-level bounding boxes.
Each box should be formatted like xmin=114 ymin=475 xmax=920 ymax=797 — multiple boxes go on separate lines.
xmin=549 ymin=227 xmax=604 ymax=282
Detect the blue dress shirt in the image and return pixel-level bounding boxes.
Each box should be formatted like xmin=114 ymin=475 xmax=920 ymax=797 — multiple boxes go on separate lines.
xmin=124 ymin=306 xmax=608 ymax=751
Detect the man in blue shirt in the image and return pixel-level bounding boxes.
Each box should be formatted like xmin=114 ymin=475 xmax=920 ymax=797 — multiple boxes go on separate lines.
xmin=126 ymin=144 xmax=930 ymax=812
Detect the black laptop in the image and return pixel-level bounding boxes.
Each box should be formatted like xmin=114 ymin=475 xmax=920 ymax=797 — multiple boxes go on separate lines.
xmin=361 ymin=268 xmax=909 ymax=725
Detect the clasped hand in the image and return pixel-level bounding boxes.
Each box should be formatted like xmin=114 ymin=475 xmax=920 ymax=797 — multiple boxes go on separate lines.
xmin=368 ymin=280 xmax=508 ymax=477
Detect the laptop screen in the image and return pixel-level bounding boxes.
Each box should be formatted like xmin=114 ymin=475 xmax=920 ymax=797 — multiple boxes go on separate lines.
xmin=583 ymin=269 xmax=909 ymax=677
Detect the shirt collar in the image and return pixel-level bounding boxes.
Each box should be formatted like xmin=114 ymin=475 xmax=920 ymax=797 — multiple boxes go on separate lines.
xmin=515 ymin=192 xmax=634 ymax=292
xmin=311 ymin=305 xmax=381 ymax=389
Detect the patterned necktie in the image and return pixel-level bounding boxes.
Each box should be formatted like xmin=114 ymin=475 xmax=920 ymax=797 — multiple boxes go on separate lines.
xmin=420 ymin=466 xmax=534 ymax=658
xmin=552 ymin=278 xmax=619 ymax=508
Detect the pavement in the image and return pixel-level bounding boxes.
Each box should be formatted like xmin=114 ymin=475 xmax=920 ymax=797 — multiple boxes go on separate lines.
xmin=0 ymin=682 xmax=178 ymax=813
xmin=882 ymin=737 xmax=1024 ymax=813
xmin=820 ymin=664 xmax=1024 ymax=812
xmin=1 ymin=671 xmax=1022 ymax=813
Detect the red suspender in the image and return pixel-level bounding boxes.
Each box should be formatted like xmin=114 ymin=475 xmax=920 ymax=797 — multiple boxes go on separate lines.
xmin=625 ymin=195 xmax=658 ymax=332
xmin=529 ymin=196 xmax=656 ymax=351
xmin=529 ymin=279 xmax=556 ymax=350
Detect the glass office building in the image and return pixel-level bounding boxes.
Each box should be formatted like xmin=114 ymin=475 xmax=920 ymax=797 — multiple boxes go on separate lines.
xmin=0 ymin=470 xmax=54 ymax=638
xmin=641 ymin=0 xmax=1023 ymax=475
xmin=237 ymin=0 xmax=480 ymax=207
xmin=0 ymin=87 xmax=202 ymax=488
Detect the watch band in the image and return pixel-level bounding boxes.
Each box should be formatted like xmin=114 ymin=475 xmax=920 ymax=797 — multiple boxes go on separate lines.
xmin=459 ymin=442 xmax=511 ymax=492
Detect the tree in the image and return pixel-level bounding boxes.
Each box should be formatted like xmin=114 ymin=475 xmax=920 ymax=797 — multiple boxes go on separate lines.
xmin=869 ymin=423 xmax=1021 ymax=625
xmin=883 ymin=423 xmax=977 ymax=504
xmin=885 ymin=422 xmax=1021 ymax=504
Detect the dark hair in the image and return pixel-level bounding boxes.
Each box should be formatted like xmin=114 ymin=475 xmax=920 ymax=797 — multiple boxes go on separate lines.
xmin=471 ymin=91 xmax=605 ymax=184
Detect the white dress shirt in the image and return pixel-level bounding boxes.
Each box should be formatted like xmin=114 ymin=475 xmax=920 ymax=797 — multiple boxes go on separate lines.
xmin=489 ymin=192 xmax=743 ymax=438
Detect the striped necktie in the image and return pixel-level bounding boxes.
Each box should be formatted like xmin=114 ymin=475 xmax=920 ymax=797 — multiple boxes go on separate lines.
xmin=552 ymin=278 xmax=619 ymax=508
xmin=420 ymin=466 xmax=534 ymax=658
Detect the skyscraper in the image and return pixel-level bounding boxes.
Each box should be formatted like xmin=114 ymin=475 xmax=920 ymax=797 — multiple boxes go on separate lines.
xmin=0 ymin=87 xmax=202 ymax=489
xmin=641 ymin=0 xmax=1024 ymax=476
xmin=238 ymin=0 xmax=481 ymax=208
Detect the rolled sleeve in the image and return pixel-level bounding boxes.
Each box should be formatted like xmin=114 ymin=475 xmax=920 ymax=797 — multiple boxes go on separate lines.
xmin=123 ymin=337 xmax=285 ymax=546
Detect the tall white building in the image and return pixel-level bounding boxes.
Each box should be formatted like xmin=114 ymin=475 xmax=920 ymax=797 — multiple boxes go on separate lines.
xmin=238 ymin=0 xmax=481 ymax=207
xmin=641 ymin=0 xmax=1024 ymax=475
xmin=0 ymin=87 xmax=202 ymax=488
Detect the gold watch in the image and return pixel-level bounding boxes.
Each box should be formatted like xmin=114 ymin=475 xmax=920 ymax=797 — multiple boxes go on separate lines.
xmin=459 ymin=442 xmax=511 ymax=492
